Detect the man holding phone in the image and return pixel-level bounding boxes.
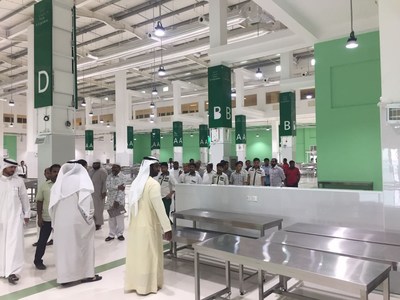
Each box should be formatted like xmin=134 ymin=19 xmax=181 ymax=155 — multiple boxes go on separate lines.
xmin=105 ymin=163 xmax=126 ymax=241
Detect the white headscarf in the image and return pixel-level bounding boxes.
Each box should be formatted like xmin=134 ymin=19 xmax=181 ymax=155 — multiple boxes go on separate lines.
xmin=1 ymin=158 xmax=19 ymax=177
xmin=128 ymin=156 xmax=159 ymax=216
xmin=49 ymin=162 xmax=94 ymax=222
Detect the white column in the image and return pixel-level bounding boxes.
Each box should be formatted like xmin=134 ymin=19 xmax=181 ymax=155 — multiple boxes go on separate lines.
xmin=271 ymin=120 xmax=280 ymax=160
xmin=172 ymin=81 xmax=182 ymax=120
xmin=26 ymin=24 xmax=38 ymax=178
xmin=115 ymin=70 xmax=130 ymax=166
xmin=234 ymin=69 xmax=245 ymax=109
xmin=209 ymin=0 xmax=227 ymax=49
xmin=379 ymin=0 xmax=400 ymax=219
xmin=280 ymin=51 xmax=293 ymax=81
xmin=236 ymin=144 xmax=246 ymax=162
xmin=200 ymin=147 xmax=208 ymax=163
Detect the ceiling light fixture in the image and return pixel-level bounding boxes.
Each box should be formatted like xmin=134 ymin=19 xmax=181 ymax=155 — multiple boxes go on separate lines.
xmin=150 ymin=117 xmax=155 ymax=123
xmin=311 ymin=58 xmax=316 ymax=66
xmin=150 ymin=101 xmax=155 ymax=108
xmin=100 ymin=119 xmax=104 ymax=124
xmin=154 ymin=21 xmax=165 ymax=37
xmin=106 ymin=122 xmax=110 ymax=128
xmin=346 ymin=0 xmax=358 ymax=49
xmin=255 ymin=67 xmax=263 ymax=79
xmin=104 ymin=96 xmax=109 ymax=101
xmin=231 ymin=88 xmax=236 ymax=97
xmin=81 ymin=99 xmax=86 ymax=107
xmin=275 ymin=65 xmax=281 ymax=72
xmin=306 ymin=94 xmax=313 ymax=99
xmin=9 ymin=122 xmax=14 ymax=128
xmin=152 ymin=87 xmax=158 ymax=95
xmin=150 ymin=112 xmax=155 ymax=118
xmin=158 ymin=65 xmax=166 ymax=76
xmin=8 ymin=98 xmax=15 ymax=107
xmin=89 ymin=110 xmax=94 ymax=117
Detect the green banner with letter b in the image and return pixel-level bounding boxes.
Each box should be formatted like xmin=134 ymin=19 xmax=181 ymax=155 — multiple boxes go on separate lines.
xmin=279 ymin=92 xmax=296 ymax=137
xmin=127 ymin=126 xmax=134 ymax=149
xmin=34 ymin=0 xmax=53 ymax=108
xmin=151 ymin=129 xmax=161 ymax=150
xmin=173 ymin=122 xmax=183 ymax=147
xmin=85 ymin=130 xmax=94 ymax=151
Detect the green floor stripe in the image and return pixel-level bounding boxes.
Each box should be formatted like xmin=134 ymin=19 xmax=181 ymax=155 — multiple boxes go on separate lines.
xmin=0 ymin=243 xmax=171 ymax=300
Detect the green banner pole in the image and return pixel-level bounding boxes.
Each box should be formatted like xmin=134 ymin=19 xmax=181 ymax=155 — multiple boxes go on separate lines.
xmin=127 ymin=126 xmax=134 ymax=149
xmin=85 ymin=130 xmax=94 ymax=151
xmin=173 ymin=122 xmax=183 ymax=147
xmin=151 ymin=129 xmax=161 ymax=150
xmin=279 ymin=92 xmax=296 ymax=137
xmin=199 ymin=124 xmax=209 ymax=148
xmin=113 ymin=132 xmax=116 ymax=151
xmin=235 ymin=115 xmax=246 ymax=144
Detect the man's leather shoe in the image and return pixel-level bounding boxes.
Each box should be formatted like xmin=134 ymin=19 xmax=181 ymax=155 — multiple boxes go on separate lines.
xmin=105 ymin=236 xmax=114 ymax=242
xmin=35 ymin=263 xmax=47 ymax=270
xmin=46 ymin=239 xmax=53 ymax=246
xmin=118 ymin=235 xmax=125 ymax=241
xmin=8 ymin=274 xmax=19 ymax=284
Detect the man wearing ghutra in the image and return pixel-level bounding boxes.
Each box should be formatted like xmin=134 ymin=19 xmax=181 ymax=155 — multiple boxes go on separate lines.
xmin=0 ymin=158 xmax=30 ymax=284
xmin=49 ymin=160 xmax=102 ymax=285
xmin=125 ymin=156 xmax=172 ymax=295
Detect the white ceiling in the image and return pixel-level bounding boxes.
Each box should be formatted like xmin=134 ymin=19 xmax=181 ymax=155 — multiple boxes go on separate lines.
xmin=0 ymin=0 xmax=379 ymax=107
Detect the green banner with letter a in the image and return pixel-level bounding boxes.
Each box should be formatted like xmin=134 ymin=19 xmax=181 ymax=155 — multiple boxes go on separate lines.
xmin=235 ymin=115 xmax=246 ymax=144
xmin=173 ymin=122 xmax=183 ymax=147
xmin=199 ymin=124 xmax=209 ymax=148
xmin=85 ymin=130 xmax=94 ymax=151
xmin=34 ymin=0 xmax=53 ymax=108
xmin=151 ymin=129 xmax=161 ymax=150
xmin=208 ymin=65 xmax=232 ymax=128
xmin=127 ymin=126 xmax=134 ymax=149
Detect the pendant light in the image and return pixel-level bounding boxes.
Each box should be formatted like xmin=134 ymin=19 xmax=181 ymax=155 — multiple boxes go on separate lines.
xmin=8 ymin=98 xmax=15 ymax=106
xmin=154 ymin=4 xmax=165 ymax=37
xmin=255 ymin=67 xmax=263 ymax=79
xmin=231 ymin=88 xmax=236 ymax=97
xmin=151 ymin=87 xmax=158 ymax=95
xmin=158 ymin=38 xmax=166 ymax=76
xmin=89 ymin=110 xmax=94 ymax=117
xmin=81 ymin=98 xmax=86 ymax=107
xmin=346 ymin=0 xmax=358 ymax=49
xmin=150 ymin=101 xmax=155 ymax=109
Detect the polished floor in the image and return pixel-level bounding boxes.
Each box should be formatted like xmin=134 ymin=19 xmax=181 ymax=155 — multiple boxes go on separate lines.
xmin=0 ymin=218 xmax=395 ymax=300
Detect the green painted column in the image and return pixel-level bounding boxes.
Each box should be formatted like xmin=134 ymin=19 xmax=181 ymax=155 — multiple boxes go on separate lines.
xmin=34 ymin=0 xmax=76 ymax=177
xmin=151 ymin=129 xmax=161 ymax=159
xmin=199 ymin=124 xmax=209 ymax=163
xmin=208 ymin=64 xmax=232 ymax=166
xmin=279 ymin=91 xmax=296 ymax=160
xmin=173 ymin=121 xmax=183 ymax=164
xmin=235 ymin=115 xmax=246 ymax=162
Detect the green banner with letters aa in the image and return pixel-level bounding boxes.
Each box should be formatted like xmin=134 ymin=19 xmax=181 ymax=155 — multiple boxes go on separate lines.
xmin=127 ymin=126 xmax=134 ymax=149
xmin=199 ymin=124 xmax=209 ymax=148
xmin=235 ymin=115 xmax=246 ymax=144
xmin=85 ymin=130 xmax=94 ymax=151
xmin=279 ymin=92 xmax=296 ymax=137
xmin=208 ymin=65 xmax=232 ymax=128
xmin=173 ymin=122 xmax=183 ymax=147
xmin=34 ymin=0 xmax=53 ymax=108
xmin=151 ymin=129 xmax=161 ymax=150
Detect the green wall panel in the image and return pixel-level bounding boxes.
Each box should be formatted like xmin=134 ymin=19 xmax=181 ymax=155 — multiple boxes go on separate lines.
xmin=245 ymin=129 xmax=272 ymax=161
xmin=315 ymin=31 xmax=382 ymax=190
xmin=296 ymin=127 xmax=317 ymax=163
xmin=4 ymin=135 xmax=17 ymax=160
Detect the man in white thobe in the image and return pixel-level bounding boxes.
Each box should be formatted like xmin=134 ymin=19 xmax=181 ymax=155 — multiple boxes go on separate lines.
xmin=49 ymin=160 xmax=102 ymax=285
xmin=89 ymin=159 xmax=108 ymax=230
xmin=0 ymin=158 xmax=30 ymax=285
xmin=125 ymin=156 xmax=172 ymax=295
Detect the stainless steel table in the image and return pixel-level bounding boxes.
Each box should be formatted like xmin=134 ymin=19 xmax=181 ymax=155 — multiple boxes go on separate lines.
xmin=172 ymin=208 xmax=283 ymax=295
xmin=285 ymin=222 xmax=400 ymax=246
xmin=194 ymin=234 xmax=391 ymax=300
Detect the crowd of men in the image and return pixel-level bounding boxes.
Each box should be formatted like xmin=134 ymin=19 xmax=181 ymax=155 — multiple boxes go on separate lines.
xmin=0 ymin=155 xmax=300 ymax=295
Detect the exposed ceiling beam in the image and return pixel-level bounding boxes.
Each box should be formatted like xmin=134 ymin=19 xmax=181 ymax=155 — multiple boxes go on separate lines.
xmin=130 ymin=69 xmax=171 ymax=86
xmin=185 ymin=55 xmax=209 ymax=68
xmin=252 ymin=0 xmax=318 ymax=43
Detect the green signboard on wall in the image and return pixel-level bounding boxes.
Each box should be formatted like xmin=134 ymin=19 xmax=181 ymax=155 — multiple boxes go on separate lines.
xmin=151 ymin=129 xmax=161 ymax=150
xmin=208 ymin=65 xmax=232 ymax=128
xmin=199 ymin=124 xmax=209 ymax=148
xmin=34 ymin=0 xmax=53 ymax=108
xmin=127 ymin=126 xmax=134 ymax=149
xmin=279 ymin=92 xmax=296 ymax=137
xmin=173 ymin=121 xmax=183 ymax=147
xmin=235 ymin=115 xmax=246 ymax=144
xmin=85 ymin=130 xmax=94 ymax=151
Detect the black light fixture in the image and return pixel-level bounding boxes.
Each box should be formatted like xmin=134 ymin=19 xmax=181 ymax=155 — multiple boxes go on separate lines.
xmin=9 ymin=122 xmax=14 ymax=128
xmin=154 ymin=20 xmax=165 ymax=37
xmin=81 ymin=99 xmax=86 ymax=107
xmin=8 ymin=98 xmax=15 ymax=107
xmin=346 ymin=0 xmax=358 ymax=49
xmin=151 ymin=87 xmax=158 ymax=95
xmin=150 ymin=101 xmax=155 ymax=108
xmin=158 ymin=65 xmax=166 ymax=76
xmin=89 ymin=110 xmax=94 ymax=117
xmin=106 ymin=122 xmax=110 ymax=128
xmin=231 ymin=88 xmax=236 ymax=97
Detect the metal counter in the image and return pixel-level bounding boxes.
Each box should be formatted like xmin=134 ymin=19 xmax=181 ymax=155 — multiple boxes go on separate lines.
xmin=285 ymin=222 xmax=400 ymax=246
xmin=194 ymin=234 xmax=391 ymax=300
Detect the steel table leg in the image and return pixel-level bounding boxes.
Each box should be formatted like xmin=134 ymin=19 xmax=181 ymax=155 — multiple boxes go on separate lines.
xmin=239 ymin=264 xmax=245 ymax=295
xmin=258 ymin=270 xmax=264 ymax=300
xmin=195 ymin=251 xmax=200 ymax=300
xmin=382 ymin=277 xmax=390 ymax=300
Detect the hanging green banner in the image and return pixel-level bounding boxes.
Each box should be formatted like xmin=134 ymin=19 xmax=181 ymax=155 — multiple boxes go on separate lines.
xmin=85 ymin=130 xmax=94 ymax=151
xmin=199 ymin=124 xmax=209 ymax=148
xmin=173 ymin=121 xmax=183 ymax=147
xmin=72 ymin=5 xmax=78 ymax=109
xmin=127 ymin=126 xmax=134 ymax=149
xmin=279 ymin=92 xmax=296 ymax=137
xmin=151 ymin=129 xmax=161 ymax=150
xmin=113 ymin=132 xmax=116 ymax=151
xmin=235 ymin=115 xmax=246 ymax=144
xmin=208 ymin=65 xmax=232 ymax=128
xmin=34 ymin=0 xmax=53 ymax=108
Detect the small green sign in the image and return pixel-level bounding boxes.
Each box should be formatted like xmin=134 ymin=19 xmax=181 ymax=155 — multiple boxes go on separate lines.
xmin=127 ymin=126 xmax=134 ymax=149
xmin=235 ymin=115 xmax=246 ymax=144
xmin=85 ymin=130 xmax=94 ymax=151
xmin=279 ymin=92 xmax=296 ymax=137
xmin=199 ymin=124 xmax=209 ymax=148
xmin=208 ymin=65 xmax=232 ymax=128
xmin=151 ymin=129 xmax=161 ymax=150
xmin=173 ymin=121 xmax=183 ymax=147
xmin=34 ymin=0 xmax=53 ymax=108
